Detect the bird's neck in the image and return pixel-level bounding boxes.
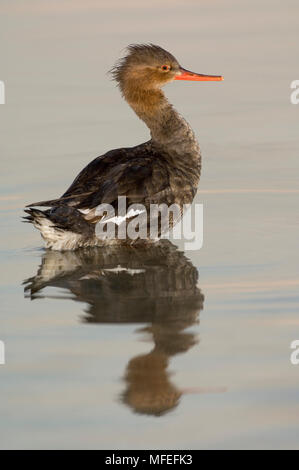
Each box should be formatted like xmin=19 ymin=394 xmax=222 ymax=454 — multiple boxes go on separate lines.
xmin=125 ymin=88 xmax=201 ymax=164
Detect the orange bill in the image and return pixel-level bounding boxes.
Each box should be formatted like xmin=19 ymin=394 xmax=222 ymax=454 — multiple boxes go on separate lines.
xmin=175 ymin=67 xmax=223 ymax=81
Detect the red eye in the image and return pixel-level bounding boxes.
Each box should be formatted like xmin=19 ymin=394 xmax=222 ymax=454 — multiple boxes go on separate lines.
xmin=161 ymin=65 xmax=170 ymax=71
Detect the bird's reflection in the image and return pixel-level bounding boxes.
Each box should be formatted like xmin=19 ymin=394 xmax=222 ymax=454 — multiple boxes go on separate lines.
xmin=24 ymin=240 xmax=204 ymax=416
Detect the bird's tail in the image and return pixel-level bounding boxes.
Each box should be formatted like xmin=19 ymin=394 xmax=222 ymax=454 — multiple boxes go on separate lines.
xmin=23 ymin=207 xmax=95 ymax=250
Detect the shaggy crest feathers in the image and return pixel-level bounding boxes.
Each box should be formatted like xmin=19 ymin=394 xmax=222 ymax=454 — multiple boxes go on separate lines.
xmin=110 ymin=43 xmax=180 ymax=88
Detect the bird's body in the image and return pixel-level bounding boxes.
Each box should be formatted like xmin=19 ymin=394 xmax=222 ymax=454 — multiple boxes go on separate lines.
xmin=24 ymin=44 xmax=222 ymax=250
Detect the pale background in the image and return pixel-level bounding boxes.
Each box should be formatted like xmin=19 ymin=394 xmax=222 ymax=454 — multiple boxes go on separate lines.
xmin=0 ymin=0 xmax=299 ymax=449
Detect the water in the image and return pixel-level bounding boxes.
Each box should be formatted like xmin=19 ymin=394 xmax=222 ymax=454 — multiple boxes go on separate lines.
xmin=0 ymin=0 xmax=299 ymax=449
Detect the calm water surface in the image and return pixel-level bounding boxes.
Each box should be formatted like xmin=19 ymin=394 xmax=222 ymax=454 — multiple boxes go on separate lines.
xmin=0 ymin=0 xmax=299 ymax=449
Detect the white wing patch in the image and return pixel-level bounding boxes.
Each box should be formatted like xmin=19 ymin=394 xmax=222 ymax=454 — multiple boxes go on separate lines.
xmin=103 ymin=265 xmax=145 ymax=275
xmin=101 ymin=207 xmax=146 ymax=226
xmin=79 ymin=207 xmax=146 ymax=225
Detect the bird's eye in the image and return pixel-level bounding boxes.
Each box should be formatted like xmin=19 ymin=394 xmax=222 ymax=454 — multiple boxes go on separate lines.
xmin=161 ymin=65 xmax=170 ymax=72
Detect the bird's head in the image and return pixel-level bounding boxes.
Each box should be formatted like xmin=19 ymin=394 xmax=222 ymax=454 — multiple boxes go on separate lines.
xmin=110 ymin=44 xmax=223 ymax=96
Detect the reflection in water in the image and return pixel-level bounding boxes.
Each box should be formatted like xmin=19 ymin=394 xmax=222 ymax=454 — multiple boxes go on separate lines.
xmin=24 ymin=241 xmax=204 ymax=416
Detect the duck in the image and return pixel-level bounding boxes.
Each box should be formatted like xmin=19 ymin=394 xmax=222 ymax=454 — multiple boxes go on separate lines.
xmin=24 ymin=44 xmax=223 ymax=250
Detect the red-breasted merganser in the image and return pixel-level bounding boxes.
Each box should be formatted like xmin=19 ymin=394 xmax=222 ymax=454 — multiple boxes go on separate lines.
xmin=24 ymin=44 xmax=223 ymax=250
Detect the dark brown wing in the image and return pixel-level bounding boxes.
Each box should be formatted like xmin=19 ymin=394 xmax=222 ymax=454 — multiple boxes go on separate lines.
xmin=27 ymin=142 xmax=170 ymax=212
